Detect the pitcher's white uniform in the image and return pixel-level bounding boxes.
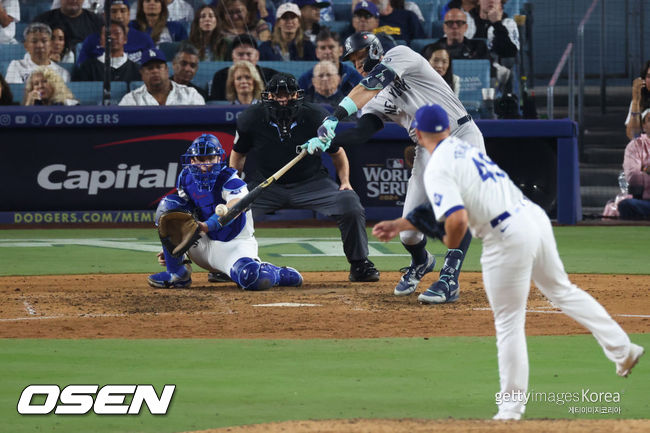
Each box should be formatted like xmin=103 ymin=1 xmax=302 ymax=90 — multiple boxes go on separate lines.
xmin=362 ymin=45 xmax=485 ymax=244
xmin=425 ymin=136 xmax=633 ymax=417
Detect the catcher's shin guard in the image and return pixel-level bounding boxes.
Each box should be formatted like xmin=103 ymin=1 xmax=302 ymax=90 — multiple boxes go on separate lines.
xmin=230 ymin=258 xmax=280 ymax=291
xmin=162 ymin=244 xmax=185 ymax=275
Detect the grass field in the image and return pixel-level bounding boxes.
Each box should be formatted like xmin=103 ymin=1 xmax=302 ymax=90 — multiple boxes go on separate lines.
xmin=1 ymin=226 xmax=648 ymax=432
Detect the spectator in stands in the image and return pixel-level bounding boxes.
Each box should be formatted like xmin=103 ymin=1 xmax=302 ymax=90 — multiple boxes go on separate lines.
xmin=422 ymin=8 xmax=488 ymax=61
xmin=35 ymin=0 xmax=103 ymax=47
xmin=23 ymin=67 xmax=79 ymax=105
xmin=170 ymin=44 xmax=207 ymax=99
xmin=303 ymin=60 xmax=345 ymax=106
xmin=73 ymin=21 xmax=140 ymax=82
xmin=625 ymin=60 xmax=650 ymax=140
xmin=209 ymin=33 xmax=277 ymax=101
xmin=78 ymin=0 xmax=155 ymax=65
xmin=0 ymin=0 xmax=19 ymax=44
xmin=119 ymin=48 xmax=205 ymax=105
xmin=618 ymin=108 xmax=650 ymax=220
xmin=295 ymin=0 xmax=330 ymax=44
xmin=440 ymin=0 xmax=478 ymax=24
xmin=259 ymin=3 xmax=316 ymax=60
xmin=298 ymin=28 xmax=361 ymax=95
xmin=470 ymin=0 xmax=519 ymax=91
xmin=342 ymin=1 xmax=396 ymax=50
xmin=0 ymin=72 xmax=15 ymax=105
xmin=6 ymin=23 xmax=71 ymax=83
xmin=216 ymin=0 xmax=270 ymax=43
xmin=225 ymin=60 xmax=264 ymax=104
xmin=50 ymin=25 xmax=75 ymax=63
xmin=428 ymin=47 xmax=459 ymax=96
xmin=131 ymin=0 xmax=187 ymax=45
xmin=351 ymin=0 xmax=424 ymax=26
xmin=166 ymin=0 xmax=194 ymax=24
xmin=374 ymin=0 xmax=425 ymax=44
xmin=188 ymin=5 xmax=227 ymax=61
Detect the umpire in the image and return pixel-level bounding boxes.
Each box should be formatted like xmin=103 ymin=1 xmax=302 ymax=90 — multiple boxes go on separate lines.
xmin=230 ymin=72 xmax=380 ymax=282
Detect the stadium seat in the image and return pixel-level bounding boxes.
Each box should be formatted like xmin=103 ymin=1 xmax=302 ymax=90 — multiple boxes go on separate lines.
xmin=15 ymin=22 xmax=29 ymax=43
xmin=326 ymin=20 xmax=350 ymax=35
xmin=109 ymin=82 xmax=129 ymax=104
xmin=452 ymin=59 xmax=491 ymax=115
xmin=8 ymin=82 xmax=25 ymax=104
xmin=128 ymin=81 xmax=144 ymax=91
xmin=159 ymin=42 xmax=182 ymax=62
xmin=410 ymin=38 xmax=439 ymax=56
xmin=410 ymin=0 xmax=436 ymax=39
xmin=332 ymin=3 xmax=352 ymax=22
xmin=59 ymin=62 xmax=75 ymax=76
xmin=1 ymin=60 xmax=10 ymax=77
xmin=431 ymin=20 xmax=444 ymax=39
xmin=193 ymin=61 xmax=232 ymax=89
xmin=67 ymin=81 xmax=104 ymax=105
xmin=0 ymin=44 xmax=26 ymax=62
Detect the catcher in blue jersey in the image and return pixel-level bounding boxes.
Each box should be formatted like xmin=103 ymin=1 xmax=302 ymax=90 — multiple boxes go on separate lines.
xmin=148 ymin=133 xmax=303 ymax=290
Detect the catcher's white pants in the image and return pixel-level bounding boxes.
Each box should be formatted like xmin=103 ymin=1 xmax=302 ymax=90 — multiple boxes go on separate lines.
xmin=400 ymin=121 xmax=485 ymax=245
xmin=187 ymin=210 xmax=259 ymax=274
xmin=481 ymin=200 xmax=631 ymax=417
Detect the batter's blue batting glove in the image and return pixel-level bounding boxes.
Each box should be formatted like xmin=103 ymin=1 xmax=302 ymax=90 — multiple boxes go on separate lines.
xmin=205 ymin=213 xmax=223 ymax=232
xmin=302 ymin=136 xmax=330 ymax=154
xmin=317 ymin=116 xmax=339 ymax=142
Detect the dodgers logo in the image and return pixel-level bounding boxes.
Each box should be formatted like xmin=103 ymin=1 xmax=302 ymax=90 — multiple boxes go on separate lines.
xmin=434 ymin=193 xmax=443 ymax=206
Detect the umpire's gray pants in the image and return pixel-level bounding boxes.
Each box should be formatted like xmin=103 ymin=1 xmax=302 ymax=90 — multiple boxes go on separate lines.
xmin=248 ymin=175 xmax=369 ymax=263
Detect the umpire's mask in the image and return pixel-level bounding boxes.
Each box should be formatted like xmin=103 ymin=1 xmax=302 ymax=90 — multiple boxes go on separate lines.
xmin=262 ymin=73 xmax=304 ymax=140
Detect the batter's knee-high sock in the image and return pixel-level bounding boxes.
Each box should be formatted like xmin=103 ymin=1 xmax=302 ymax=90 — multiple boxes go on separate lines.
xmin=162 ymin=245 xmax=185 ymax=275
xmin=402 ymin=238 xmax=428 ymax=265
xmin=440 ymin=229 xmax=472 ymax=281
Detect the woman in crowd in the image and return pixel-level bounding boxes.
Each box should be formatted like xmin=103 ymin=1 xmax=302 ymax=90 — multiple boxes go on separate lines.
xmin=132 ymin=0 xmax=187 ymax=45
xmin=23 ymin=67 xmax=79 ymax=106
xmin=428 ymin=47 xmax=460 ymax=96
xmin=188 ymin=4 xmax=228 ymax=60
xmin=258 ymin=3 xmax=315 ymax=61
xmin=0 ymin=73 xmax=15 ymax=105
xmin=626 ymin=60 xmax=650 ymax=140
xmin=5 ymin=23 xmax=70 ymax=83
xmin=50 ymin=25 xmax=75 ymax=64
xmin=225 ymin=60 xmax=263 ymax=104
xmin=216 ymin=0 xmax=270 ymax=43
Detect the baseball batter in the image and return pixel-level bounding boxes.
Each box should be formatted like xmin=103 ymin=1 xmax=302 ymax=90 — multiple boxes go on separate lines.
xmin=373 ymin=104 xmax=645 ymax=420
xmin=148 ymin=133 xmax=303 ymax=291
xmin=302 ymin=32 xmax=485 ymax=304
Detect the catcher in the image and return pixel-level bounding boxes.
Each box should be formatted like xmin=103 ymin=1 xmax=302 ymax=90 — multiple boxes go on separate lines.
xmin=148 ymin=133 xmax=303 ymax=290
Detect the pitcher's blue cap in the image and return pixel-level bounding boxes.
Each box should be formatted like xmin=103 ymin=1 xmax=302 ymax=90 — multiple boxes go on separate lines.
xmin=412 ymin=104 xmax=449 ymax=133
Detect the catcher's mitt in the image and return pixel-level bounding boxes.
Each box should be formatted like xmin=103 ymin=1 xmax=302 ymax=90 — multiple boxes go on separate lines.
xmin=158 ymin=211 xmax=202 ymax=258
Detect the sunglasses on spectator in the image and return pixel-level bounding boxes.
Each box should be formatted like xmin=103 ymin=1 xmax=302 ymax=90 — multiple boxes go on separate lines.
xmin=444 ymin=20 xmax=467 ymax=26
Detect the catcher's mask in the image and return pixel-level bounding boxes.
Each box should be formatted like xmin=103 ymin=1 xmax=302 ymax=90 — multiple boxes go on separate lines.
xmin=342 ymin=32 xmax=384 ymax=73
xmin=182 ymin=133 xmax=226 ymax=191
xmin=261 ymin=73 xmax=304 ymax=140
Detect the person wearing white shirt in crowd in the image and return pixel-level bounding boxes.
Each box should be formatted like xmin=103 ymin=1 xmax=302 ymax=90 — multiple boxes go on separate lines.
xmin=373 ymin=103 xmax=645 ymax=421
xmin=119 ymin=48 xmax=205 ymax=105
xmin=0 ymin=0 xmax=20 ymax=44
xmin=127 ymin=0 xmax=193 ymax=22
xmin=5 ymin=23 xmax=70 ymax=83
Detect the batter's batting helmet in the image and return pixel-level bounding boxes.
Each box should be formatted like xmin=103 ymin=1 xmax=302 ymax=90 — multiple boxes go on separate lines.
xmin=182 ymin=134 xmax=226 ymax=191
xmin=342 ymin=32 xmax=383 ymax=72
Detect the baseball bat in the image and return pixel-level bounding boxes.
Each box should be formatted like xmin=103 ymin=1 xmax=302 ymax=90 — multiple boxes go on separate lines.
xmin=217 ymin=149 xmax=308 ymax=226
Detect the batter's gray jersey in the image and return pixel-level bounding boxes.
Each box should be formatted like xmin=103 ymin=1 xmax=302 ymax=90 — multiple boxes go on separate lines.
xmin=362 ymin=45 xmax=470 ymax=143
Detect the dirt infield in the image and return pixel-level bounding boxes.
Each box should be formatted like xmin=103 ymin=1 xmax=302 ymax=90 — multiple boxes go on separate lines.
xmin=1 ymin=271 xmax=648 ymax=432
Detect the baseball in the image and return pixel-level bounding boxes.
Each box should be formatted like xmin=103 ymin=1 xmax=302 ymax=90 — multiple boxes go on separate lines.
xmin=215 ymin=204 xmax=229 ymax=216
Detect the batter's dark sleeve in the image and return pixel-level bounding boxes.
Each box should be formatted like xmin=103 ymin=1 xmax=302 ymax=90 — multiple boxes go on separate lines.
xmin=331 ymin=113 xmax=384 ymax=148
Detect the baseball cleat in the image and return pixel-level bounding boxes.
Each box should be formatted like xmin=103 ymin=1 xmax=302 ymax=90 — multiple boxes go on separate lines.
xmin=207 ymin=271 xmax=231 ymax=283
xmin=418 ymin=276 xmax=459 ymax=304
xmin=278 ymin=266 xmax=303 ymax=287
xmin=147 ymin=264 xmax=192 ymax=289
xmin=349 ymin=259 xmax=380 ymax=282
xmin=394 ymin=252 xmax=435 ymax=296
xmin=616 ymin=343 xmax=644 ymax=377
xmin=492 ymin=410 xmax=522 ymax=421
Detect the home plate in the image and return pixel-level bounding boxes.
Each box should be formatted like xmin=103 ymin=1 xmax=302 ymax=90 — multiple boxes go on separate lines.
xmin=253 ymin=302 xmax=322 ymax=307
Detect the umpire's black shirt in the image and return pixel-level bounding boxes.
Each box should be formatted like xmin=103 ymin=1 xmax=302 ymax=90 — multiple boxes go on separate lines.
xmin=233 ymin=102 xmax=339 ymax=184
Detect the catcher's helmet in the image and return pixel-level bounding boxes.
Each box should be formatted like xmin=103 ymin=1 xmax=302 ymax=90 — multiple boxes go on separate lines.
xmin=182 ymin=133 xmax=226 ymax=191
xmin=261 ymin=73 xmax=304 ymax=139
xmin=342 ymin=32 xmax=383 ymax=72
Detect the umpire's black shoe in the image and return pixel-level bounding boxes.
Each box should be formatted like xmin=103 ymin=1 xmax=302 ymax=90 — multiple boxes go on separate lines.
xmin=349 ymin=259 xmax=380 ymax=282
xmin=208 ymin=271 xmax=231 ymax=283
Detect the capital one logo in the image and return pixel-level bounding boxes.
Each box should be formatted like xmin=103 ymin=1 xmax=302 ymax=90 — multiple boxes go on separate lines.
xmin=17 ymin=384 xmax=175 ymax=415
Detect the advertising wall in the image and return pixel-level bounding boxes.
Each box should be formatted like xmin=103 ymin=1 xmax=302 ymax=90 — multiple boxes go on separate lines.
xmin=0 ymin=106 xmax=580 ymax=224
